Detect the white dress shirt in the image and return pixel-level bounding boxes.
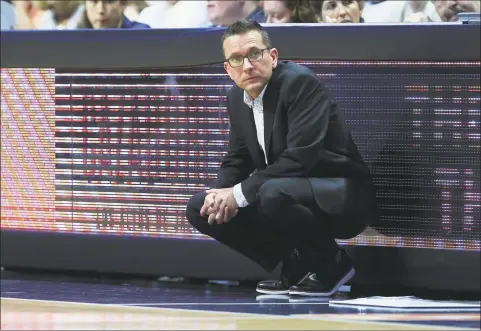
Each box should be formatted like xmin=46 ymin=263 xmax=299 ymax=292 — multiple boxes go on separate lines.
xmin=37 ymin=5 xmax=85 ymax=30
xmin=136 ymin=1 xmax=212 ymax=28
xmin=362 ymin=0 xmax=441 ymax=22
xmin=232 ymin=85 xmax=268 ymax=208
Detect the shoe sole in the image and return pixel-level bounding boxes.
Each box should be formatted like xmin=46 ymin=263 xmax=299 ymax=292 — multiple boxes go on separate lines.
xmin=288 ymin=267 xmax=355 ymax=297
xmin=256 ymin=288 xmax=290 ymax=295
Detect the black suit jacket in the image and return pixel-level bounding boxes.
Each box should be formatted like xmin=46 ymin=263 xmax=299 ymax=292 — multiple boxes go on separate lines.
xmin=213 ymin=61 xmax=378 ymax=236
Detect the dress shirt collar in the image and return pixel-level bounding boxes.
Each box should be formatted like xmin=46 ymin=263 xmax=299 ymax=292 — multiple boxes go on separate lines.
xmin=243 ymin=84 xmax=268 ymax=108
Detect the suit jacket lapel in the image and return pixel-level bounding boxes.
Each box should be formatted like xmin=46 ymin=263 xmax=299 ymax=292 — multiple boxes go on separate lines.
xmin=262 ymin=65 xmax=282 ymax=163
xmin=263 ymin=104 xmax=275 ymax=164
xmin=239 ymin=101 xmax=267 ymax=168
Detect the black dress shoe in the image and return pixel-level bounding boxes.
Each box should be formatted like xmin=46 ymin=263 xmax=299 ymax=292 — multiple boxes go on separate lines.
xmin=256 ymin=274 xmax=292 ymax=295
xmin=256 ymin=248 xmax=309 ymax=295
xmin=289 ymin=249 xmax=355 ymax=297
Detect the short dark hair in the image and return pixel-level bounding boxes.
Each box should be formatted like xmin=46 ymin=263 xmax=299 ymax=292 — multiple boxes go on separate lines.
xmin=285 ymin=0 xmax=319 ymax=23
xmin=221 ymin=20 xmax=272 ymax=57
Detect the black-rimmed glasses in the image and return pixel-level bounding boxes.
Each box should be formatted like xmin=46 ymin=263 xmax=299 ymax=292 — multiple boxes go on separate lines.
xmin=226 ymin=48 xmax=270 ymax=68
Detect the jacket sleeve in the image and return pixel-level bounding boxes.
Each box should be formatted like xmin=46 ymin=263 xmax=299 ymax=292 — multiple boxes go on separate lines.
xmin=239 ymin=73 xmax=332 ymax=203
xmin=211 ymin=93 xmax=256 ymax=189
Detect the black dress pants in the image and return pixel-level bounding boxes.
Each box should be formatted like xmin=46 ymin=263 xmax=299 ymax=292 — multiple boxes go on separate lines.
xmin=185 ymin=178 xmax=340 ymax=272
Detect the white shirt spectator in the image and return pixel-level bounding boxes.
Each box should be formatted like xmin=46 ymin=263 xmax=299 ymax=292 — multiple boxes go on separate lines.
xmin=137 ymin=1 xmax=211 ymax=28
xmin=363 ymin=0 xmax=441 ymax=23
xmin=37 ymin=4 xmax=84 ymax=30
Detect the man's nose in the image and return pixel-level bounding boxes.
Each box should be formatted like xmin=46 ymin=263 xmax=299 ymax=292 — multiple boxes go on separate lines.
xmin=337 ymin=5 xmax=348 ymax=17
xmin=95 ymin=1 xmax=106 ymax=13
xmin=243 ymin=57 xmax=254 ymax=71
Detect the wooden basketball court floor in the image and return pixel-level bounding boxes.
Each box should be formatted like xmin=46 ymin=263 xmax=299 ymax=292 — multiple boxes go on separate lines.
xmin=1 ymin=272 xmax=479 ymax=330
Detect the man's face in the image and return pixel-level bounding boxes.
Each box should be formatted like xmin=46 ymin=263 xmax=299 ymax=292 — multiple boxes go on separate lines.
xmin=264 ymin=0 xmax=292 ymax=23
xmin=207 ymin=0 xmax=243 ymax=26
xmin=435 ymin=0 xmax=480 ymax=22
xmin=223 ymin=30 xmax=278 ymax=99
xmin=321 ymin=0 xmax=362 ymax=23
xmin=86 ymin=0 xmax=125 ymax=29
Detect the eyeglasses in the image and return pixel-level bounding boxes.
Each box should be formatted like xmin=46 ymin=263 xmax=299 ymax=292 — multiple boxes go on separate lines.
xmin=226 ymin=48 xmax=270 ymax=68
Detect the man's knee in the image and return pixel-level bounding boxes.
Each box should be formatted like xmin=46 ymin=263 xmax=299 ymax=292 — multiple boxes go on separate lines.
xmin=258 ymin=179 xmax=292 ymax=215
xmin=185 ymin=191 xmax=207 ymax=225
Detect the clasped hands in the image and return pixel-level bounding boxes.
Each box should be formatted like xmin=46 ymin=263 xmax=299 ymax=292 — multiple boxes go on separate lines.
xmin=200 ymin=187 xmax=239 ymax=225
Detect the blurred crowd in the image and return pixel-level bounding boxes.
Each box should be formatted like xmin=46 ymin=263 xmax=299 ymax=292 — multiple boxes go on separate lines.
xmin=1 ymin=0 xmax=480 ymax=31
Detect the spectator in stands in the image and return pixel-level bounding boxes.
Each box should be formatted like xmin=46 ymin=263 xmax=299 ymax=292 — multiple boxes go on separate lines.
xmin=403 ymin=0 xmax=442 ymax=22
xmin=207 ymin=0 xmax=265 ymax=26
xmin=434 ymin=0 xmax=480 ymax=22
xmin=77 ymin=0 xmax=150 ymax=29
xmin=362 ymin=0 xmax=441 ymax=22
xmin=263 ymin=0 xmax=318 ymax=23
xmin=186 ymin=20 xmax=378 ymax=297
xmin=136 ymin=1 xmax=211 ymax=29
xmin=9 ymin=0 xmax=45 ymax=29
xmin=311 ymin=0 xmax=364 ymax=23
xmin=37 ymin=0 xmax=84 ymax=29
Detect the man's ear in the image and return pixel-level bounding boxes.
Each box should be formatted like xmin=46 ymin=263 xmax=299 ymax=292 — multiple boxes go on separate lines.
xmin=270 ymin=47 xmax=279 ymax=68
